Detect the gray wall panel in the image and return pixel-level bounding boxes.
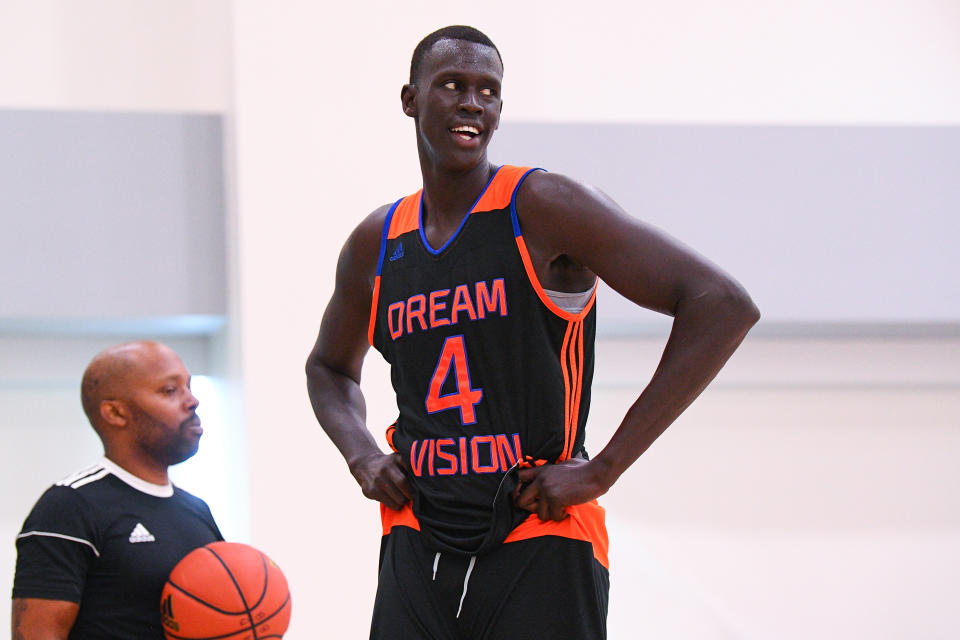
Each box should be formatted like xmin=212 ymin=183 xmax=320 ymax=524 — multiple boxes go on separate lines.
xmin=490 ymin=124 xmax=960 ymax=330
xmin=0 ymin=110 xmax=226 ymax=319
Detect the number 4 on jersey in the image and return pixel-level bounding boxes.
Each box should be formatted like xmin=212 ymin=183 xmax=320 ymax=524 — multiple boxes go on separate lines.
xmin=425 ymin=335 xmax=483 ymax=425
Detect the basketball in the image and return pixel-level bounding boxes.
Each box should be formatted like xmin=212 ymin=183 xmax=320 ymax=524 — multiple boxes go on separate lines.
xmin=160 ymin=542 xmax=291 ymax=640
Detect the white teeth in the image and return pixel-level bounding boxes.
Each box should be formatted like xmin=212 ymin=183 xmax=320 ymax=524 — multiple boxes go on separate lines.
xmin=451 ymin=126 xmax=480 ymax=135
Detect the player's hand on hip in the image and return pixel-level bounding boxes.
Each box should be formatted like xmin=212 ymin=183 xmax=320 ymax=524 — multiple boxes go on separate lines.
xmin=350 ymin=451 xmax=412 ymax=511
xmin=514 ymin=457 xmax=608 ymax=522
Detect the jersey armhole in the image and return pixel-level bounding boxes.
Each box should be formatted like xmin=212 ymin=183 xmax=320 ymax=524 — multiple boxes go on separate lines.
xmin=368 ymin=198 xmax=403 ymax=347
xmin=509 ymin=169 xmax=598 ymax=321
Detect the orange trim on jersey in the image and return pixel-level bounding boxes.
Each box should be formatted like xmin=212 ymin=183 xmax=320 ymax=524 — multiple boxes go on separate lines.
xmin=367 ymin=275 xmax=381 ymax=347
xmin=385 ymin=423 xmax=398 ymax=453
xmin=387 ymin=192 xmax=422 ymax=240
xmin=514 ymin=236 xmax=597 ymax=322
xmin=380 ymin=501 xmax=608 ymax=568
xmin=559 ymin=317 xmax=587 ymax=462
xmin=515 ymin=234 xmax=594 ymax=461
xmin=385 ymin=166 xmax=532 ymax=243
xmin=504 ymin=500 xmax=609 ymax=569
xmin=566 ymin=320 xmax=580 ymax=461
xmin=380 ymin=502 xmax=420 ymax=536
xmin=472 ymin=165 xmax=534 ymax=213
xmin=570 ymin=319 xmax=586 ymax=460
xmin=559 ymin=320 xmax=574 ymax=460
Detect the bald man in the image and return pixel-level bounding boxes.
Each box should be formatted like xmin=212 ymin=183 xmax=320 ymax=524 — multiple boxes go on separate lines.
xmin=11 ymin=341 xmax=223 ymax=640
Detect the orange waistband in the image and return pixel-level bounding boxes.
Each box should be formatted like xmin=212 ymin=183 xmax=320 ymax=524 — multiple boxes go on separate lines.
xmin=380 ymin=500 xmax=609 ymax=569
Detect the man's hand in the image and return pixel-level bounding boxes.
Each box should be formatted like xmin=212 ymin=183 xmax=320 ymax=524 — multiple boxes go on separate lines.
xmin=513 ymin=458 xmax=611 ymax=522
xmin=349 ymin=451 xmax=412 ymax=511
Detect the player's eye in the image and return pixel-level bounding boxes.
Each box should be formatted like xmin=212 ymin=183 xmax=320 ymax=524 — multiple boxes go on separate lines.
xmin=443 ymin=81 xmax=457 ymax=90
xmin=480 ymin=88 xmax=494 ymax=97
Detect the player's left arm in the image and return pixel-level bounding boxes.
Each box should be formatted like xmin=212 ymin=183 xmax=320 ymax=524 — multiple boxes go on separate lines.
xmin=514 ymin=171 xmax=760 ymax=521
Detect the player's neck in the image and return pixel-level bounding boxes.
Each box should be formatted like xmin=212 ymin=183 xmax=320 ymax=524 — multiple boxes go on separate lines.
xmin=103 ymin=450 xmax=170 ymax=486
xmin=419 ymin=160 xmax=495 ymax=226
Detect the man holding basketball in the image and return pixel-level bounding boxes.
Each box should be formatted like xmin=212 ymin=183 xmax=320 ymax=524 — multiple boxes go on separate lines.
xmin=11 ymin=341 xmax=223 ymax=639
xmin=306 ymin=26 xmax=759 ymax=638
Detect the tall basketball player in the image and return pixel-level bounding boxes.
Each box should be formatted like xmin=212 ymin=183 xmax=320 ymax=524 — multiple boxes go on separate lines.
xmin=306 ymin=25 xmax=759 ymax=639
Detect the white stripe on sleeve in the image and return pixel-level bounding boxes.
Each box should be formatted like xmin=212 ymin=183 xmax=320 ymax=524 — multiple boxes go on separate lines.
xmin=16 ymin=531 xmax=101 ymax=557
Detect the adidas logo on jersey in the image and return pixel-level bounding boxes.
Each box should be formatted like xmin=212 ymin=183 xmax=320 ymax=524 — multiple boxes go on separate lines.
xmin=389 ymin=242 xmax=404 ymax=261
xmin=129 ymin=522 xmax=156 ymax=543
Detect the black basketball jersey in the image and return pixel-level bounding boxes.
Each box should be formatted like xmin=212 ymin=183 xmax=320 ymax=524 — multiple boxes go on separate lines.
xmin=369 ymin=165 xmax=597 ymax=555
xmin=13 ymin=458 xmax=223 ymax=639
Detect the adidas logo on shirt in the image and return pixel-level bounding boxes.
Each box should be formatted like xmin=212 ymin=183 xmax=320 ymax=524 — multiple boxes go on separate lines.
xmin=129 ymin=522 xmax=156 ymax=543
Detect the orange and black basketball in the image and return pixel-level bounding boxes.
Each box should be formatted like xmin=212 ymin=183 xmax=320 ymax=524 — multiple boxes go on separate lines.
xmin=161 ymin=541 xmax=291 ymax=639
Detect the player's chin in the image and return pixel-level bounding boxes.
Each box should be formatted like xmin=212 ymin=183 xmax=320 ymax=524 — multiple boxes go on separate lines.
xmin=444 ymin=146 xmax=489 ymax=172
xmin=169 ymin=439 xmax=202 ymax=465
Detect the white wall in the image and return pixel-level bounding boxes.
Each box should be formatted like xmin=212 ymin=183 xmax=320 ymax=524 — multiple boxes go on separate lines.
xmin=593 ymin=335 xmax=960 ymax=639
xmin=499 ymin=0 xmax=960 ymax=124
xmin=0 ymin=0 xmax=230 ymax=112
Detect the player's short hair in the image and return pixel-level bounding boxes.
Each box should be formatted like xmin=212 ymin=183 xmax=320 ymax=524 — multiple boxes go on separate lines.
xmin=410 ymin=25 xmax=502 ymax=84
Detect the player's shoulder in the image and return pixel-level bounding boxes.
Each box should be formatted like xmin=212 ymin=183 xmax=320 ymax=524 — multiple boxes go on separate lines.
xmin=518 ymin=169 xmax=598 ymax=210
xmin=351 ymin=179 xmax=425 ymax=249
xmin=336 ymin=202 xmax=396 ymax=283
xmin=353 ymin=202 xmax=394 ymax=244
xmin=54 ymin=461 xmax=112 ymax=490
xmin=515 ymin=169 xmax=610 ymax=236
xmin=172 ymin=484 xmax=211 ymax=510
xmin=36 ymin=461 xmax=115 ymax=506
xmin=20 ymin=464 xmax=108 ymax=530
xmin=38 ymin=460 xmax=170 ymax=508
xmin=29 ymin=483 xmax=89 ymax=513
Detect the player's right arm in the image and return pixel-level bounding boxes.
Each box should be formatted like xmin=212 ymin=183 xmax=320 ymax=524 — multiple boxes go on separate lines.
xmin=305 ymin=205 xmax=412 ymax=510
xmin=13 ymin=487 xmax=94 ymax=639
xmin=11 ymin=598 xmax=78 ymax=640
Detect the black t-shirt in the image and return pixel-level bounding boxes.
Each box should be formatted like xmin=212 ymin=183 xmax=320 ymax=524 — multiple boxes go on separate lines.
xmin=13 ymin=458 xmax=223 ymax=639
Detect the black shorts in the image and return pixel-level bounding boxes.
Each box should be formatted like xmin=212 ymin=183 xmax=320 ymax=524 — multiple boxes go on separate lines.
xmin=370 ymin=526 xmax=609 ymax=640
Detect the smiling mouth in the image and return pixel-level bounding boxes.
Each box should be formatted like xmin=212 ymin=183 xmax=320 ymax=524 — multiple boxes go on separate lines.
xmin=450 ymin=125 xmax=481 ymax=141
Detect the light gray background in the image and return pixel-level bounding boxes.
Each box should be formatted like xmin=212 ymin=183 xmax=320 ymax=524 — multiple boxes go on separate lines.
xmin=492 ymin=123 xmax=960 ymax=332
xmin=0 ymin=110 xmax=226 ymax=321
xmin=5 ymin=114 xmax=956 ymax=333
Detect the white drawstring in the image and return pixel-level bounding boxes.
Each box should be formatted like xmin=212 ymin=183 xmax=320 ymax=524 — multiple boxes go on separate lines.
xmin=456 ymin=556 xmax=476 ymax=618
xmin=432 ymin=552 xmax=441 ymax=581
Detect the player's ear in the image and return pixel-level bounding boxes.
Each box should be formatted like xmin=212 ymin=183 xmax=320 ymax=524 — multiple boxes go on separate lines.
xmin=100 ymin=400 xmax=129 ymax=428
xmin=401 ymin=84 xmax=418 ymax=118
